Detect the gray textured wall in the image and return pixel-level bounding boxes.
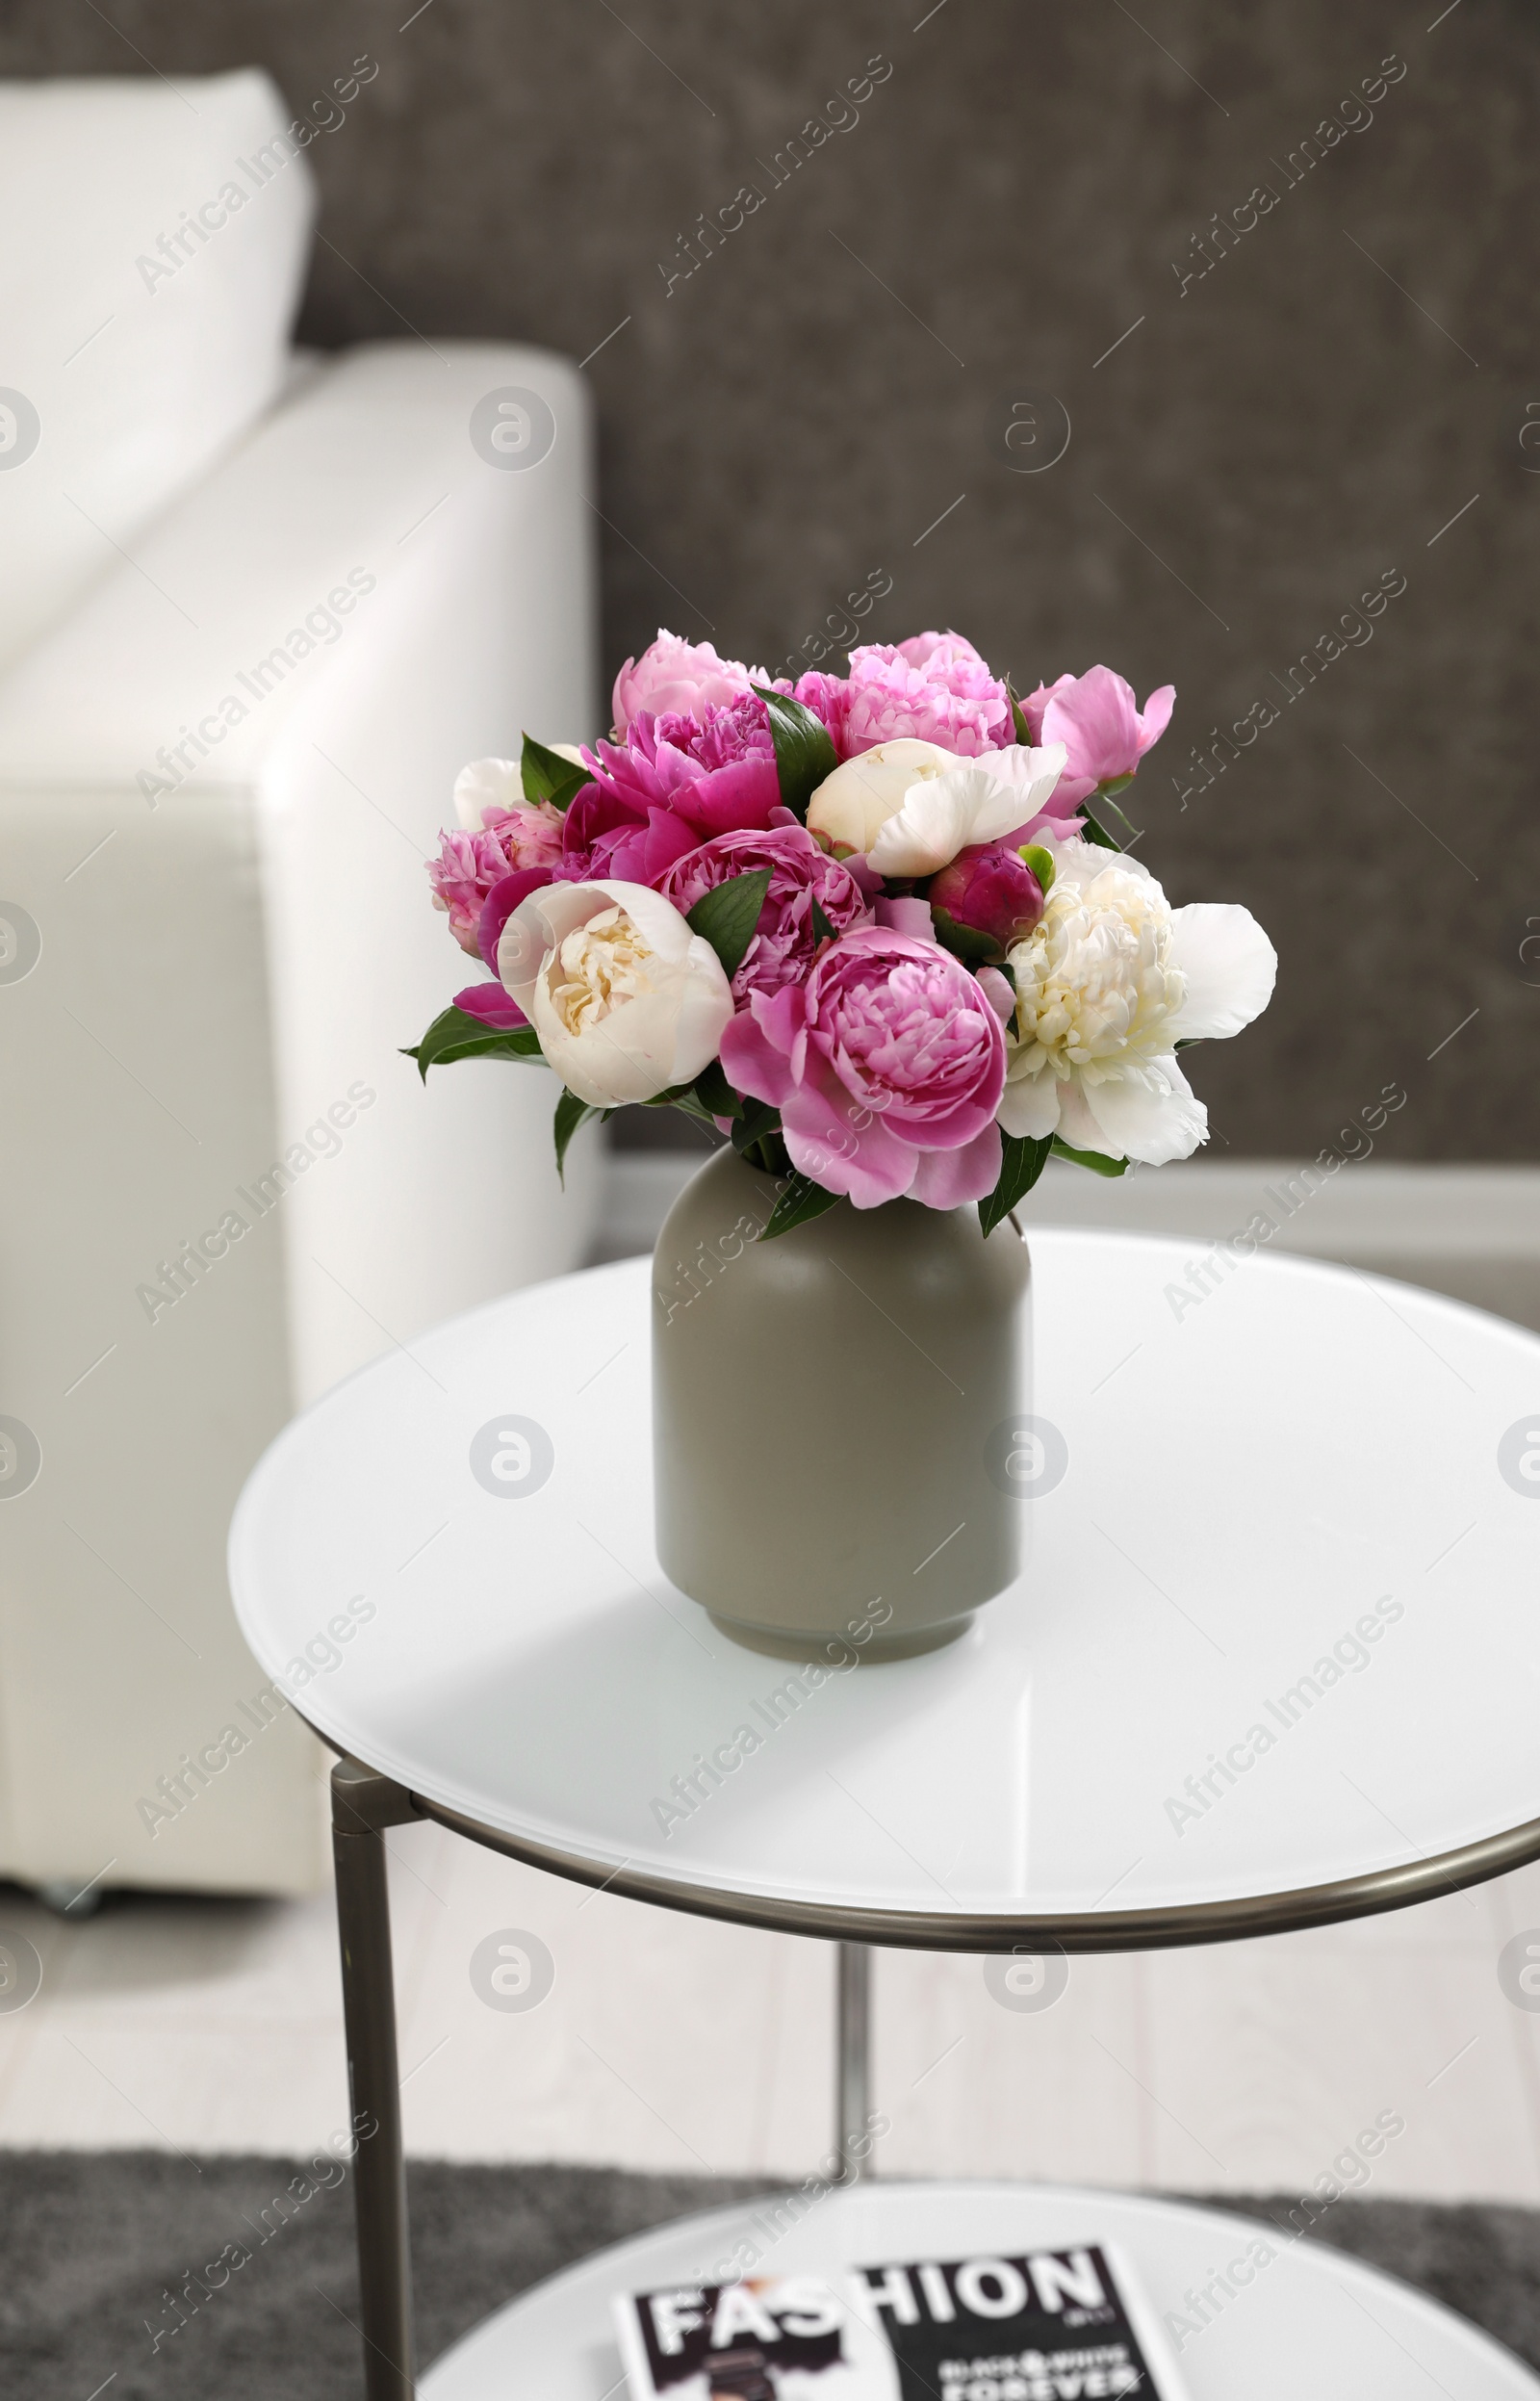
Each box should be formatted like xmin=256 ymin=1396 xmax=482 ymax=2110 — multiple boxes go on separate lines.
xmin=5 ymin=2 xmax=1536 ymax=1156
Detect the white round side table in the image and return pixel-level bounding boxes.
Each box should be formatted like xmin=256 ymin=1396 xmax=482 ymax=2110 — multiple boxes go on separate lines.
xmin=227 ymin=1231 xmax=1540 ymax=2398
xmin=419 ymin=2183 xmax=1540 ymax=2400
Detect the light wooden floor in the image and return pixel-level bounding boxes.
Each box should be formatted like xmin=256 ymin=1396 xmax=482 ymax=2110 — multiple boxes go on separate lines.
xmin=2 ymin=1818 xmax=1539 ymax=2201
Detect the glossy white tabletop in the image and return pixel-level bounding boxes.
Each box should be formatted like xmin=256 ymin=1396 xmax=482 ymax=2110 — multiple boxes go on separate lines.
xmin=417 ymin=2182 xmax=1540 ymax=2399
xmin=228 ymin=1233 xmax=1540 ymax=1937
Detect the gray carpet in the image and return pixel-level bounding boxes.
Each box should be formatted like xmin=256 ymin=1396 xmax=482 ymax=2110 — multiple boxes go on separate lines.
xmin=5 ymin=2153 xmax=1538 ymax=2396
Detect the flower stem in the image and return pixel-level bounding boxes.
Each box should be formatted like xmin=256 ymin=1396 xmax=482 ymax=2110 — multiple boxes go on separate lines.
xmin=746 ymin=1130 xmax=791 ymax=1175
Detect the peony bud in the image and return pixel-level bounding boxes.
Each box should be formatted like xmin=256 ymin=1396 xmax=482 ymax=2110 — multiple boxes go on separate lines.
xmin=927 ymin=841 xmax=1044 ymax=960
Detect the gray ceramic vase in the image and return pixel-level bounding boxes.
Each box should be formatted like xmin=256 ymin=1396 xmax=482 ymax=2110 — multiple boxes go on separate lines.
xmin=652 ymin=1146 xmax=1031 ymax=1659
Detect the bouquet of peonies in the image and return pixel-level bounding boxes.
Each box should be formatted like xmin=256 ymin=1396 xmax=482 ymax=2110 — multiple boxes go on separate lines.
xmin=413 ymin=631 xmax=1275 ymax=1237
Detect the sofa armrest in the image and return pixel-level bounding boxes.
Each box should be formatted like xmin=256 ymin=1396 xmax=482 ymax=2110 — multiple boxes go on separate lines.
xmin=0 ymin=341 xmax=603 ymax=1898
xmin=0 ymin=338 xmax=598 ymax=784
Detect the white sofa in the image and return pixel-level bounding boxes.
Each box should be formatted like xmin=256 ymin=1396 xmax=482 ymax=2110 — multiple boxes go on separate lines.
xmin=0 ymin=72 xmax=601 ymax=1899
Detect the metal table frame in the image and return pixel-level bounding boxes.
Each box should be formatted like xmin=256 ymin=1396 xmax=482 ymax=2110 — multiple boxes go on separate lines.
xmin=328 ymin=1748 xmax=1540 ymax=2400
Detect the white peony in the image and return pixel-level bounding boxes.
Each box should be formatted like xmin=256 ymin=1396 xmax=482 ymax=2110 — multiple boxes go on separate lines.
xmin=866 ymin=743 xmax=1068 ymax=877
xmin=808 ymin=737 xmax=1069 ymax=868
xmin=998 ymin=835 xmax=1276 ymax=1164
xmin=497 ymin=880 xmax=733 ymax=1107
xmin=806 ymin=737 xmax=958 ymax=856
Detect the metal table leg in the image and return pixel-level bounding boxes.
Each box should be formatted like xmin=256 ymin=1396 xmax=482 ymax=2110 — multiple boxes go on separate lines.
xmin=835 ymin=1940 xmax=872 ymax=2182
xmin=332 ymin=1755 xmax=422 ymax=2401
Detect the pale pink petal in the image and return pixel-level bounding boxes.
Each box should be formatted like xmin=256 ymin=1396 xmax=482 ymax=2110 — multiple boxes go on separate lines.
xmin=976 ymin=967 xmax=1014 ymax=1022
xmin=875 ymin=894 xmax=935 ymax=938
xmin=782 ymin=1074 xmax=919 ymax=1207
xmin=1041 ymin=666 xmax=1142 ymax=787
xmin=720 ymin=998 xmax=799 ymax=1107
xmin=908 ymin=1122 xmax=1002 ymax=1207
xmin=1137 ymin=684 xmax=1176 ymax=752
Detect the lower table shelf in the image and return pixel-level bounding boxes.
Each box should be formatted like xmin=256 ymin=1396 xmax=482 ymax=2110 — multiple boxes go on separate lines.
xmin=417 ymin=2180 xmax=1540 ymax=2399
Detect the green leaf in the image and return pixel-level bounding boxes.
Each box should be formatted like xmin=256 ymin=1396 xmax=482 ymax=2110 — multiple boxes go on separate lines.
xmin=686 ymin=868 xmax=772 ymax=981
xmin=751 ymin=686 xmax=839 ymax=823
xmin=645 ymin=1085 xmax=721 ymax=1130
xmin=759 ymin=1173 xmax=842 ymax=1240
xmin=979 ymin=1132 xmax=1053 ymax=1238
xmin=1051 ymin=1135 xmax=1128 ymax=1177
xmin=692 ymin=1059 xmax=742 ymax=1120
xmin=1079 ymin=806 xmax=1121 ymax=851
xmin=1005 ymin=676 xmax=1034 ymax=747
xmin=809 ymin=895 xmax=837 ymax=943
xmin=746 ymin=1127 xmax=791 ymax=1175
xmin=1020 ymin=842 xmax=1055 ymax=893
xmin=521 ymin=733 xmax=590 ymax=811
xmin=930 ymin=904 xmax=1000 ymax=965
xmin=553 ymin=1089 xmax=608 ymax=1184
xmin=1093 ymin=783 xmax=1142 ymax=844
xmin=403 ymin=1005 xmax=543 ymax=1081
xmin=730 ymin=1098 xmax=782 ymax=1156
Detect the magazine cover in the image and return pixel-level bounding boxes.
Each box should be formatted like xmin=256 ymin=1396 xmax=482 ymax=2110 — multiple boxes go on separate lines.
xmin=612 ymin=2241 xmax=1194 ymax=2398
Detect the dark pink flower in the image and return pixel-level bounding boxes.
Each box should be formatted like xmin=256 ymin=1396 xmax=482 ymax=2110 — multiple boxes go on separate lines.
xmin=562 ymin=697 xmax=784 ymax=882
xmin=658 ymin=824 xmax=872 ymax=1006
xmin=1019 ymin=665 xmax=1175 ymax=809
xmin=426 ymin=804 xmax=565 ymax=954
xmin=720 ymin=926 xmax=1006 ymax=1209
xmin=453 ymin=980 xmax=526 ymax=1030
xmin=475 ymin=865 xmax=555 ymax=975
xmin=927 ymin=842 xmax=1045 ymax=960
xmin=834 ymin=632 xmax=1014 ymax=761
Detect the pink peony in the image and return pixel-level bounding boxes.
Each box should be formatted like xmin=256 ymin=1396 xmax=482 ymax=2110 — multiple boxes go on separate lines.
xmin=833 ymin=632 xmax=1014 ymax=762
xmin=658 ymin=824 xmax=872 ymax=1006
xmin=783 ymin=669 xmax=852 ymax=749
xmin=611 ymin=632 xmax=773 ymax=736
xmin=562 ymin=698 xmax=784 ymax=883
xmin=427 ymin=804 xmax=564 ymax=955
xmin=928 ymin=842 xmax=1045 ymax=960
xmin=720 ymin=926 xmax=1006 ymax=1209
xmin=893 ymin=631 xmax=989 ymax=673
xmin=1019 ymin=665 xmax=1175 ymax=810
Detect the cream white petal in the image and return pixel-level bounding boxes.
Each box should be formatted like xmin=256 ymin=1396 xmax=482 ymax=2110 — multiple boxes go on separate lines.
xmin=502 ymin=878 xmax=732 ymax=1106
xmin=670 ymin=936 xmax=740 ymax=1081
xmin=1052 ymin=1077 xmax=1116 ymax=1155
xmin=1165 ymin=903 xmax=1277 ymax=1043
xmin=498 ymin=877 xmax=700 ymax=1009
xmin=589 ymin=877 xmax=703 ymax=963
xmin=807 ymin=738 xmax=956 ymax=855
xmin=997 ymin=1071 xmax=1062 ymax=1140
xmin=866 ymin=772 xmax=982 ymax=876
xmin=498 ymin=880 xmax=603 ymax=1008
xmin=1046 ymin=832 xmax=1160 ymax=897
xmin=1078 ymin=1054 xmax=1208 ymax=1166
xmin=453 ymin=756 xmax=522 ymax=830
xmin=868 ymin=749 xmax=1074 ymax=876
xmin=968 ymin=741 xmax=1069 ymax=835
xmin=534 ymin=976 xmax=692 ymax=1106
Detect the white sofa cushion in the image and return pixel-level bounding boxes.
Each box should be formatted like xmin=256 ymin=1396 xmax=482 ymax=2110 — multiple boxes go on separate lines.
xmin=0 ymin=68 xmax=315 ymax=673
